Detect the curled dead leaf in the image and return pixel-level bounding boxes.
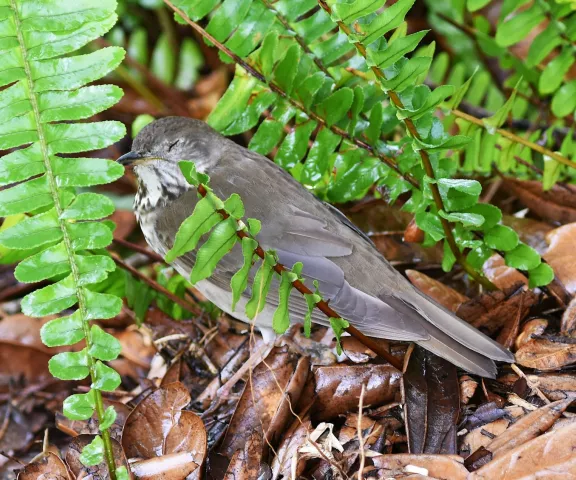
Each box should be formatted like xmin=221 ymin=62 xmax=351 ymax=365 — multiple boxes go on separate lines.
xmin=271 ymin=415 xmax=312 ymax=479
xmin=66 ymin=434 xmax=130 ymax=479
xmin=406 ymin=270 xmax=469 ymax=312
xmin=482 ymin=397 xmax=574 ymax=459
xmin=223 ymin=431 xmax=263 ymax=480
xmin=504 ymin=178 xmax=576 ymax=225
xmin=470 ymin=421 xmax=576 ymax=479
xmin=461 ymin=418 xmax=509 ymax=455
xmin=17 ymin=452 xmax=71 ymax=480
xmin=404 ymin=218 xmax=425 ymax=243
xmin=515 ymin=318 xmax=548 ymax=350
xmin=219 ymin=346 xmax=308 ymax=458
xmin=122 ymin=382 xmax=206 ymax=477
xmin=515 ymin=339 xmax=576 ymax=370
xmin=372 ymin=454 xmax=468 ymax=480
xmin=311 ymin=364 xmax=401 ymax=421
xmin=562 ymin=296 xmax=576 ymax=337
xmin=459 ymin=375 xmax=479 ymax=405
xmin=482 ymin=255 xmax=528 ymax=291
xmin=544 ymin=223 xmax=576 ymax=295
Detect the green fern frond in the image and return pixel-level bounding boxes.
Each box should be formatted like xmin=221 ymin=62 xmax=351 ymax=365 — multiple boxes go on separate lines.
xmin=0 ymin=0 xmax=125 ymax=474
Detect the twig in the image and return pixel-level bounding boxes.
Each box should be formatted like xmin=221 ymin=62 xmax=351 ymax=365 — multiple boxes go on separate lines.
xmin=452 ymin=109 xmax=576 ymax=169
xmin=195 ymin=183 xmax=403 ymax=371
xmin=510 ymin=363 xmax=551 ymax=405
xmin=110 ymin=252 xmax=202 ymax=316
xmin=318 ymin=0 xmax=496 ymax=290
xmin=163 ymin=0 xmax=420 ymax=189
xmin=112 ymin=238 xmax=164 ymax=263
xmin=357 ymin=383 xmax=366 ymax=480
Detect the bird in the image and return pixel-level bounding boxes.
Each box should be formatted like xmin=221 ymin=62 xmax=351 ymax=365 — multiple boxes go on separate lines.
xmin=118 ymin=116 xmax=514 ymax=377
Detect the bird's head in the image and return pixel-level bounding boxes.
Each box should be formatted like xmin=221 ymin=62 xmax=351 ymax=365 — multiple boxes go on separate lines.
xmin=118 ymin=117 xmax=225 ymax=211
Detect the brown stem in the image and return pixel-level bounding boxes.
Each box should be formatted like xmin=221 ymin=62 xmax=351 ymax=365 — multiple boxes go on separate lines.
xmin=162 ymin=0 xmax=420 ymax=189
xmin=110 ymin=253 xmax=202 ymax=316
xmin=112 ymin=238 xmax=164 ymax=263
xmin=318 ymin=0 xmax=495 ymax=290
xmin=196 ymin=184 xmax=403 ymax=371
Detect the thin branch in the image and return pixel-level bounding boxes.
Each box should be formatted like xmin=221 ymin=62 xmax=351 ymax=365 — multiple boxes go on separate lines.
xmin=112 ymin=238 xmax=164 ymax=263
xmin=452 ymin=109 xmax=576 ymax=169
xmin=110 ymin=252 xmax=203 ymax=316
xmin=195 ymin=183 xmax=404 ymax=371
xmin=163 ymin=0 xmax=420 ymax=189
xmin=318 ymin=0 xmax=496 ymax=290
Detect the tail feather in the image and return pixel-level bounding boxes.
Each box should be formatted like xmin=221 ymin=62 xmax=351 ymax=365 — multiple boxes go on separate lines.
xmin=407 ymin=290 xmax=514 ymax=363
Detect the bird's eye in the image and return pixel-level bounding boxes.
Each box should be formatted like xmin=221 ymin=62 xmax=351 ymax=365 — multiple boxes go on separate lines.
xmin=168 ymin=140 xmax=179 ymax=151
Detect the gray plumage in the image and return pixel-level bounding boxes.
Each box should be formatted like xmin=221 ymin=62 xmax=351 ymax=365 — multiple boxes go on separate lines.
xmin=121 ymin=117 xmax=514 ymax=377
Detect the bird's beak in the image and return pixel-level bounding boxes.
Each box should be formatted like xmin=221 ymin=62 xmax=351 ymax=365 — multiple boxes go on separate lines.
xmin=117 ymin=151 xmax=143 ymax=166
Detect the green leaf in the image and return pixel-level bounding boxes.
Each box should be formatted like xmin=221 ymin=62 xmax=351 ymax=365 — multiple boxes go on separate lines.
xmin=40 ymin=311 xmax=84 ymax=347
xmin=166 ymin=197 xmax=221 ymax=262
xmin=84 ymin=290 xmax=123 ymax=320
xmin=89 ymin=325 xmax=121 ymax=361
xmin=528 ymin=262 xmax=554 ymax=288
xmin=0 ymin=144 xmax=45 ymax=187
xmin=467 ymin=245 xmax=494 ymax=270
xmin=92 ymin=361 xmax=121 ymax=391
xmin=247 ymin=218 xmax=261 ymax=236
xmin=415 ymin=211 xmax=445 ymax=241
xmin=230 ymin=237 xmax=257 ymax=311
xmin=462 ymin=204 xmax=502 ymax=230
xmin=116 ymin=467 xmax=130 ymax=480
xmin=79 ymin=436 xmax=104 ymax=467
xmin=76 ymin=254 xmax=115 ymax=286
xmin=367 ymin=31 xmax=428 ymax=70
xmin=245 ymin=253 xmax=276 ymax=320
xmin=100 ymin=405 xmax=117 ymax=430
xmin=438 ymin=210 xmax=485 ymax=228
xmin=63 ymin=391 xmax=96 ymax=421
xmin=0 ymin=175 xmax=52 ymax=216
xmin=61 ymin=193 xmax=114 ymax=221
xmin=332 ymin=0 xmax=385 ymax=22
xmin=49 ymin=349 xmax=89 ymax=381
xmin=32 ymin=47 xmax=125 ymax=92
xmin=437 ymin=179 xmax=482 ymax=211
xmin=379 ymin=56 xmax=432 ymax=93
xmin=208 ymin=74 xmax=259 ymax=132
xmin=467 ymin=0 xmax=491 ymax=11
xmin=150 ymin=33 xmax=175 ymax=84
xmin=539 ymin=47 xmax=574 ymax=95
xmin=39 ymin=85 xmax=123 ymax=122
xmin=276 ymin=118 xmax=317 ymax=169
xmin=442 ymin=239 xmax=457 ymax=272
xmin=224 ymin=194 xmax=245 ymax=219
xmin=482 ymin=79 xmax=520 ymax=133
xmin=505 ymin=243 xmax=541 ymax=270
xmin=67 ymin=222 xmax=114 ymax=251
xmin=273 ymin=269 xmax=297 ymax=334
xmin=362 ymin=0 xmax=415 ymax=44
xmin=273 ymin=44 xmax=301 ymax=95
xmin=15 ymin=241 xmax=69 ymax=283
xmin=330 ymin=317 xmax=349 ymax=355
xmin=190 ymin=217 xmax=238 ymax=284
xmin=53 ymin=157 xmax=123 ymax=187
xmin=316 ymin=88 xmax=354 ymax=126
xmin=445 ymin=68 xmax=477 ymax=111
xmin=543 ymin=155 xmax=563 ymax=191
xmin=21 ymin=275 xmax=77 ymax=316
xmin=551 ymin=80 xmax=576 ymax=118
xmin=46 ymin=121 xmax=125 ymax=154
xmin=484 ymin=224 xmax=519 ymax=251
xmin=0 ymin=209 xmax=61 ymax=250
xmin=178 ymin=160 xmax=210 ymax=187
xmin=304 ymin=292 xmax=319 ymax=338
xmin=495 ymin=3 xmax=545 ymax=47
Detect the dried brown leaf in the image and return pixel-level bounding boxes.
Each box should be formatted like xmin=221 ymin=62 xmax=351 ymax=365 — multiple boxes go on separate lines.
xmin=109 ymin=209 xmax=137 ymax=240
xmin=311 ymin=364 xmax=401 ymax=421
xmin=461 ymin=418 xmax=510 ymax=454
xmin=404 ymin=218 xmax=425 ymax=243
xmin=544 ymin=223 xmax=576 ymax=295
xmin=470 ymin=421 xmax=576 ymax=479
xmin=456 ymin=284 xmax=536 ymax=335
xmin=459 ymin=375 xmax=478 ymax=405
xmin=219 ymin=346 xmax=302 ymax=458
xmin=406 ymin=270 xmax=469 ymax=312
xmin=527 ymin=373 xmax=576 ymax=401
xmin=483 ymin=255 xmax=528 ymax=291
xmin=223 ymin=431 xmax=263 ymax=480
xmin=271 ymin=415 xmax=311 ymax=479
xmin=515 ymin=318 xmax=548 ymax=350
xmin=17 ymin=452 xmax=71 ymax=480
xmin=515 ymin=339 xmax=576 ymax=370
xmin=372 ymin=454 xmax=468 ymax=480
xmin=561 ymin=295 xmax=576 ymax=337
xmin=504 ymin=178 xmax=576 ymax=224
xmin=483 ymin=397 xmax=574 ymax=458
xmin=122 ymin=381 xmax=206 ymax=473
xmin=403 ymin=346 xmax=459 ymax=454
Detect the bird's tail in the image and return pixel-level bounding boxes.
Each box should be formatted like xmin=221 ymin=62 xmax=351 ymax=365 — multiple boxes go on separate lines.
xmin=402 ymin=289 xmax=514 ymax=378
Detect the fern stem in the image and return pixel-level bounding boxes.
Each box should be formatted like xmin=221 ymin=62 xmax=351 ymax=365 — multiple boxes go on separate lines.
xmin=9 ymin=1 xmax=117 ymax=476
xmin=163 ymin=0 xmax=420 ymax=189
xmin=452 ymin=109 xmax=576 ymax=169
xmin=196 ymin=184 xmax=404 ymax=371
xmin=318 ymin=0 xmax=495 ymax=290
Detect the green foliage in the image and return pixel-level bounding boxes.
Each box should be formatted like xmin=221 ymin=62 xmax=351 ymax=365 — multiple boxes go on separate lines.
xmin=166 ymin=0 xmax=563 ymax=288
xmin=0 ymin=0 xmax=126 ymax=473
